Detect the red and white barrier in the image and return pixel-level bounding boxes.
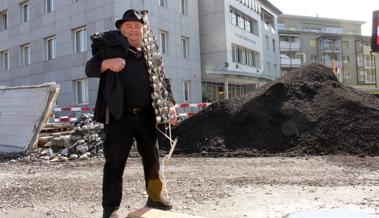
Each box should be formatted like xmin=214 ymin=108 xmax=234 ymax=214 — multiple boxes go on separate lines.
xmin=53 ymin=103 xmax=211 ymax=112
xmin=54 ymin=107 xmax=95 ymax=112
xmin=53 ymin=116 xmax=77 ymax=123
xmin=175 ymin=103 xmax=211 ymax=108
xmin=52 ymin=102 xmax=211 ymax=123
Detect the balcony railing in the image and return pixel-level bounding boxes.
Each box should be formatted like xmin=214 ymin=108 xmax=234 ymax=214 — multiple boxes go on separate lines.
xmin=280 ymin=58 xmax=302 ymax=67
xmin=322 ymin=60 xmax=342 ymax=68
xmin=319 ymin=46 xmax=342 ymax=52
xmin=280 ymin=41 xmax=301 ymax=51
xmin=363 ymin=46 xmax=371 ymax=53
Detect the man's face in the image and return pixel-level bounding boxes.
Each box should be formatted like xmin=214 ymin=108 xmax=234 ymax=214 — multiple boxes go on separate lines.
xmin=120 ymin=21 xmax=143 ymax=46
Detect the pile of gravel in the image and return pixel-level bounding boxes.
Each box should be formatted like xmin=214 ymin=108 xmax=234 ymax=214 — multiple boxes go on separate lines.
xmin=170 ymin=64 xmax=379 ymax=156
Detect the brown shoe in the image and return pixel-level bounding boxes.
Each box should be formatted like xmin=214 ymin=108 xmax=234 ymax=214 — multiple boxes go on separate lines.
xmin=146 ymin=197 xmax=173 ymax=211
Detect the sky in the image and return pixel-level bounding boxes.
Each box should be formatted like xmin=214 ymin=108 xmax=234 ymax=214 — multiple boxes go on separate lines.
xmin=270 ymin=0 xmax=378 ymax=36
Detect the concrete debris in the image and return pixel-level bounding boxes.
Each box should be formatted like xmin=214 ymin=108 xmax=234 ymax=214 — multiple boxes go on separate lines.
xmin=12 ymin=113 xmax=105 ymax=163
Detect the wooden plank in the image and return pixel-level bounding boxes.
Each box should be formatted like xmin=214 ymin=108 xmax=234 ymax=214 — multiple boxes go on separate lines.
xmin=127 ymin=208 xmax=205 ymax=218
xmin=44 ymin=123 xmax=73 ymax=129
xmin=38 ymin=136 xmax=55 ymax=145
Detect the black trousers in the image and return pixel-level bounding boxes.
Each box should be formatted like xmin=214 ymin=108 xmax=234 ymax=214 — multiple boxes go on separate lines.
xmin=102 ymin=110 xmax=162 ymax=212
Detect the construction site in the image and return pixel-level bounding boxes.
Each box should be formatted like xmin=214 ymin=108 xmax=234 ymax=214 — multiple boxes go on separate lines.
xmin=0 ymin=0 xmax=379 ymax=217
xmin=0 ymin=64 xmax=379 ymax=218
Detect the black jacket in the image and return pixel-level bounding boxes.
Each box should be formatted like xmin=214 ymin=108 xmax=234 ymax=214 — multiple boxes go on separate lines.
xmin=85 ymin=30 xmax=175 ymax=124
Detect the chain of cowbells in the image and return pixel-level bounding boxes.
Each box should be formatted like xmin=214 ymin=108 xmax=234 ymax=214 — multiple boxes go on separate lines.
xmin=141 ymin=11 xmax=171 ymax=124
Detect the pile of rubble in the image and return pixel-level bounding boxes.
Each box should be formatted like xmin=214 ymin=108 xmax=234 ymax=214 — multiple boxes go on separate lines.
xmin=171 ymin=63 xmax=379 ymax=156
xmin=20 ymin=114 xmax=105 ymax=163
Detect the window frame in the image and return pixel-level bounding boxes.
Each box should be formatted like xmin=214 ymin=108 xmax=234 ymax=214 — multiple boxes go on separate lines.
xmin=181 ymin=36 xmax=189 ymax=58
xmin=159 ymin=30 xmax=168 ymax=54
xmin=20 ymin=1 xmax=30 ymax=23
xmin=0 ymin=10 xmax=8 ymax=31
xmin=21 ymin=43 xmax=31 ymax=66
xmin=45 ymin=35 xmax=56 ymax=60
xmin=231 ymin=43 xmax=260 ymax=68
xmin=45 ymin=0 xmax=54 ymax=14
xmin=73 ymin=27 xmax=87 ymax=53
xmin=0 ymin=50 xmax=9 ymax=71
xmin=180 ymin=0 xmax=188 ymax=16
xmin=74 ymin=79 xmax=89 ymax=105
xmin=183 ymin=80 xmax=190 ymax=102
xmin=159 ymin=0 xmax=167 ymax=8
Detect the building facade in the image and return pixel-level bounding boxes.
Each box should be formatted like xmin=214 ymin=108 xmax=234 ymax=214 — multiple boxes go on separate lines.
xmin=0 ymin=0 xmax=202 ymax=108
xmin=198 ymin=0 xmax=282 ymax=102
xmin=278 ymin=14 xmax=377 ymax=89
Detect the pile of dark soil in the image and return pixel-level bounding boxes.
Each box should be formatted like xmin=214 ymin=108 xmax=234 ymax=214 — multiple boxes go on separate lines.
xmin=169 ymin=64 xmax=379 ymax=156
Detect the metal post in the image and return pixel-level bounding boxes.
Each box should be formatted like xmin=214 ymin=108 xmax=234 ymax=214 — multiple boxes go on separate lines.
xmin=224 ymin=78 xmax=229 ymax=99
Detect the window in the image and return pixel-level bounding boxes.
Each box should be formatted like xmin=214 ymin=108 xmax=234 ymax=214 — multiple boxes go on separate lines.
xmin=0 ymin=10 xmax=7 ymax=31
xmin=20 ymin=1 xmax=29 ymax=23
xmin=237 ymin=13 xmax=244 ymax=29
xmin=183 ymin=80 xmax=190 ymax=102
xmin=230 ymin=9 xmax=237 ymax=25
xmin=261 ymin=8 xmax=274 ymax=28
xmin=342 ymin=41 xmax=349 ymax=48
xmin=358 ymin=71 xmax=365 ymax=83
xmin=344 ymin=71 xmax=351 ymax=79
xmin=73 ymin=27 xmax=87 ymax=53
xmin=21 ymin=44 xmax=30 ymax=66
xmin=251 ymin=19 xmax=258 ymax=35
xmin=343 ymin=56 xmax=350 ymax=64
xmin=265 ymin=35 xmax=269 ymax=49
xmin=159 ymin=0 xmax=167 ymax=7
xmin=45 ymin=0 xmax=54 ymax=13
xmin=75 ymin=79 xmax=89 ymax=105
xmin=159 ymin=31 xmax=168 ymax=54
xmin=309 ymin=39 xmax=316 ymax=47
xmin=232 ymin=44 xmax=260 ymax=67
xmin=245 ymin=19 xmax=251 ymax=32
xmin=232 ymin=45 xmax=237 ymax=62
xmin=230 ymin=7 xmax=258 ymax=35
xmin=181 ymin=36 xmax=189 ymax=58
xmin=272 ymin=39 xmax=276 ymax=52
xmin=45 ymin=36 xmax=56 ymax=60
xmin=180 ymin=0 xmax=188 ymax=15
xmin=358 ymin=70 xmax=376 ymax=84
xmin=0 ymin=50 xmax=9 ymax=71
xmin=310 ymin=55 xmax=317 ymax=62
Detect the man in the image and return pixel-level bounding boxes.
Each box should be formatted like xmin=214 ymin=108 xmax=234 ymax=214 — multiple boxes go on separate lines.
xmin=85 ymin=9 xmax=177 ymax=218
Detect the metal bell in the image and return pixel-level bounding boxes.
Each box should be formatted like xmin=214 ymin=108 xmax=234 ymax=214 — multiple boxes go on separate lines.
xmin=152 ymin=75 xmax=158 ymax=82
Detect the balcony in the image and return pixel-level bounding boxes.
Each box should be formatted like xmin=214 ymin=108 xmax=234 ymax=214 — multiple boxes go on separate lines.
xmin=363 ymin=46 xmax=371 ymax=53
xmin=280 ymin=41 xmax=301 ymax=51
xmin=319 ymin=46 xmax=342 ymax=53
xmin=322 ymin=60 xmax=342 ymax=68
xmin=364 ymin=63 xmax=375 ymax=69
xmin=280 ymin=58 xmax=302 ymax=67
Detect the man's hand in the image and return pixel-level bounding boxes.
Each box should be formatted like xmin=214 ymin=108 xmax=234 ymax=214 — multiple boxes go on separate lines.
xmin=168 ymin=101 xmax=177 ymax=125
xmin=101 ymin=58 xmax=126 ymax=73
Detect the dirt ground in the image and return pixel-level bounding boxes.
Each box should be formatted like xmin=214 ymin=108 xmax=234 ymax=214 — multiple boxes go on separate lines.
xmin=0 ymin=155 xmax=378 ymax=218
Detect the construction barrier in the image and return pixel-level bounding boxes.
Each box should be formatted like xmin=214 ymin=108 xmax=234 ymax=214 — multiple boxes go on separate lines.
xmin=51 ymin=103 xmax=211 ymax=123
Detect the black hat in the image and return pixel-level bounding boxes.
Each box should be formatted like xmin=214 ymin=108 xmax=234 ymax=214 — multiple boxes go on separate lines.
xmin=115 ymin=9 xmax=144 ymax=29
